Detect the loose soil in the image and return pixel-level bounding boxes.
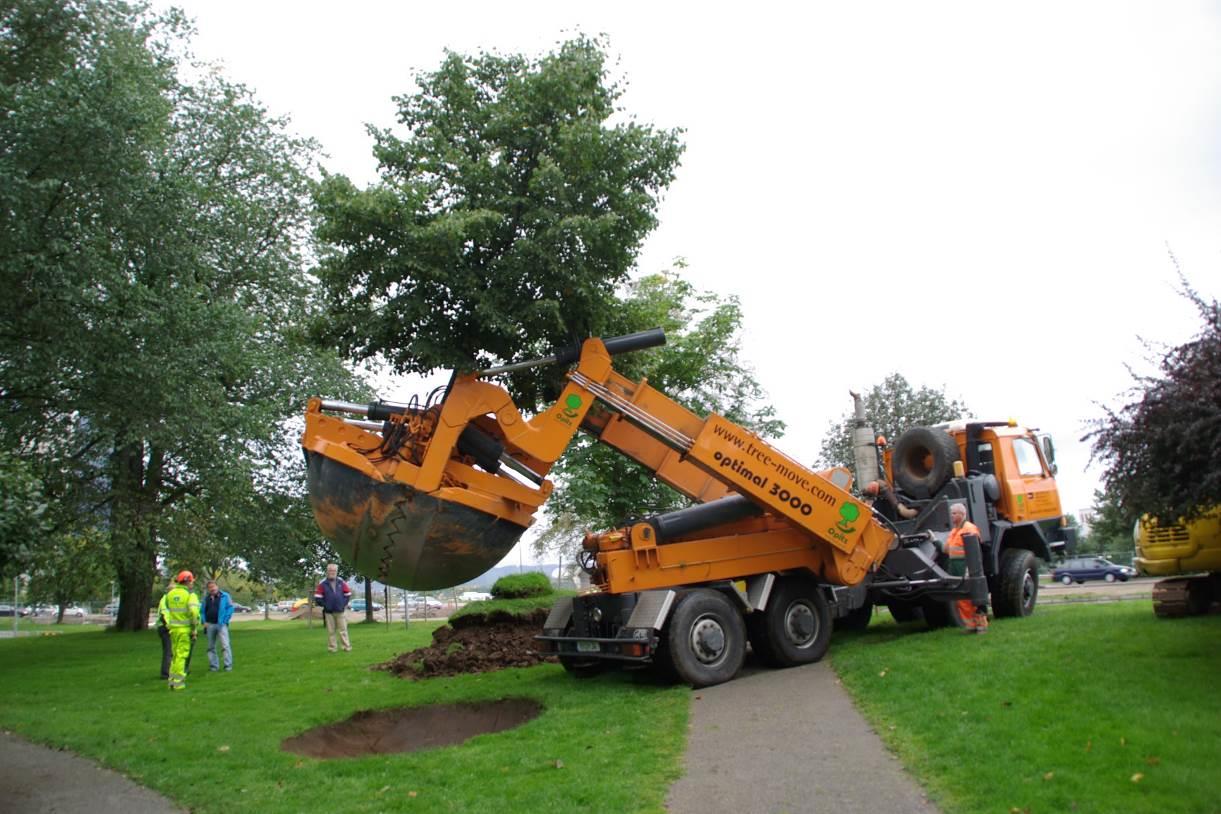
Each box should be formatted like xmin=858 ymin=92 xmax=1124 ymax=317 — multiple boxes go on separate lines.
xmin=375 ymin=608 xmax=557 ymax=679
xmin=281 ymin=698 xmax=543 ymax=758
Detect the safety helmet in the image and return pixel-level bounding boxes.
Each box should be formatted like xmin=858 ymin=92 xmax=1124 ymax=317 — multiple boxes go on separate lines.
xmin=175 ymin=570 xmax=195 ymax=584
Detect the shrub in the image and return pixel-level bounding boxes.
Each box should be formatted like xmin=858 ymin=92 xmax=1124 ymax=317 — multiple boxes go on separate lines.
xmin=491 ymin=572 xmax=553 ymax=599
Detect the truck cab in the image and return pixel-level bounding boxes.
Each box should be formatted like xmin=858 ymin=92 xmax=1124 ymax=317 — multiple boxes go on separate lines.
xmin=858 ymin=419 xmax=1076 ymax=626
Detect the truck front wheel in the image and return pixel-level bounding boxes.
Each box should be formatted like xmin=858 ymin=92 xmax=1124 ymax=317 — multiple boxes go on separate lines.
xmin=993 ymin=549 xmax=1039 ymax=617
xmin=746 ymin=578 xmax=832 ymax=668
xmin=922 ymin=599 xmax=968 ymax=629
xmin=666 ymin=589 xmax=746 ymax=688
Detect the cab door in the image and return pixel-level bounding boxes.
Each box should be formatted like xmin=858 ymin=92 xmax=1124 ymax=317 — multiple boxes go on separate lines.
xmin=1002 ymin=435 xmax=1062 ymax=522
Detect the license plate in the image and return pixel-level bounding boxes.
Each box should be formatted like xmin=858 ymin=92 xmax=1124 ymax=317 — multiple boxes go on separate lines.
xmin=576 ymin=641 xmax=600 ymax=653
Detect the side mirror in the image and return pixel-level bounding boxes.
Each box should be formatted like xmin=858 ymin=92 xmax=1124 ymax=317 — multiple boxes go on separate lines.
xmin=1040 ymin=434 xmax=1058 ymax=475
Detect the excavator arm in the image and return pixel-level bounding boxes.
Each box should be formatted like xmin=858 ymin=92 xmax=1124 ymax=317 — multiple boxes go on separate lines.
xmin=301 ymin=330 xmax=895 ymax=591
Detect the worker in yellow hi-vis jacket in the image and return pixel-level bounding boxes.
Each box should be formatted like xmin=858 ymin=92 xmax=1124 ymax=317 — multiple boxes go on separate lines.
xmin=164 ymin=571 xmax=201 ymax=690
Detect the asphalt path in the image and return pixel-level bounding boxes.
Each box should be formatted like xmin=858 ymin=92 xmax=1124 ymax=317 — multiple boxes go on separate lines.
xmin=665 ymin=659 xmax=938 ymax=814
xmin=0 ymin=730 xmax=182 ymax=814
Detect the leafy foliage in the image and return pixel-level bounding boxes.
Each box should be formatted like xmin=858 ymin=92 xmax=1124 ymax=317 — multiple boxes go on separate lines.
xmin=26 ymin=526 xmax=113 ymax=622
xmin=0 ymin=450 xmax=50 ymax=578
xmin=490 ymin=572 xmax=553 ymax=599
xmin=1077 ymin=489 xmax=1137 ymax=557
xmin=817 ymin=374 xmax=969 ymax=471
xmin=0 ymin=0 xmax=361 ymax=628
xmin=312 ymin=36 xmax=684 ymax=406
xmin=1087 ymin=276 xmax=1221 ymax=523
xmin=536 ymin=271 xmax=783 ymax=556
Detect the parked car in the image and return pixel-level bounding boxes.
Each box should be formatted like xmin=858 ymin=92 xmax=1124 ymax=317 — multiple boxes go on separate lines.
xmin=349 ymin=599 xmax=383 ymax=613
xmin=62 ymin=606 xmax=87 ymax=617
xmin=230 ymin=603 xmax=251 ymax=613
xmin=0 ymin=604 xmax=16 ymax=617
xmin=410 ymin=596 xmax=444 ymax=611
xmin=1052 ymin=556 xmax=1138 ymax=584
xmin=103 ymin=603 xmax=119 ymax=616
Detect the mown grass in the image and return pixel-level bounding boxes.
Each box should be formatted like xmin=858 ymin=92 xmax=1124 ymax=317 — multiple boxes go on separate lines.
xmin=0 ymin=618 xmax=687 ymax=813
xmin=447 ymin=592 xmax=567 ymax=621
xmin=831 ymin=602 xmax=1221 ymax=814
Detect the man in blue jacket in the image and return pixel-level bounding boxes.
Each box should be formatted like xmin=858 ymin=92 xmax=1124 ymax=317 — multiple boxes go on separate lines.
xmin=314 ymin=563 xmax=352 ymax=652
xmin=202 ymin=579 xmax=235 ymax=672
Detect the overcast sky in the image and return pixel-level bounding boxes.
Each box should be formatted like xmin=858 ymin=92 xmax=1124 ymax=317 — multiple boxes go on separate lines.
xmin=156 ymin=1 xmax=1221 ymax=562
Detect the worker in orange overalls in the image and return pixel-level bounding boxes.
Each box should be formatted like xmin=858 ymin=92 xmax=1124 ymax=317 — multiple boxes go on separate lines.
xmin=946 ymin=502 xmax=989 ymax=633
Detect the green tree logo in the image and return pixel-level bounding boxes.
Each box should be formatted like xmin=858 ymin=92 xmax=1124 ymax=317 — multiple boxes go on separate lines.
xmin=836 ymin=503 xmax=860 ymax=534
xmin=565 ymin=394 xmax=583 ymax=410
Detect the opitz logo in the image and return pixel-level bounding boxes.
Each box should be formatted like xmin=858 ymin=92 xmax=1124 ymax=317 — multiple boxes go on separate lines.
xmin=556 ymin=393 xmax=583 ymax=427
xmin=836 ymin=503 xmax=860 ymax=534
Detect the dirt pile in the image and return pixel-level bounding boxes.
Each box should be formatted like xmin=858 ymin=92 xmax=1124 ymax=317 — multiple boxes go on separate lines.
xmin=375 ymin=608 xmax=557 ymax=679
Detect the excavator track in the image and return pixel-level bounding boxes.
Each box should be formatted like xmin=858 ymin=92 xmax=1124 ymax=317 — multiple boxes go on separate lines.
xmin=1152 ymin=576 xmax=1216 ymax=618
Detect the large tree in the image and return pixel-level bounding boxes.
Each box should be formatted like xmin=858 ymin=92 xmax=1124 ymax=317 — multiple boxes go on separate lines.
xmin=312 ymin=36 xmax=684 ymax=406
xmin=0 ymin=0 xmax=359 ymax=629
xmin=1088 ymin=277 xmax=1220 ymax=523
xmin=817 ymin=374 xmax=969 ymax=472
xmin=534 ymin=270 xmax=784 ymax=560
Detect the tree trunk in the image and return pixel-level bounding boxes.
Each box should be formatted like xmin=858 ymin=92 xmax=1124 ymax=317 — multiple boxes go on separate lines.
xmin=364 ymin=580 xmax=373 ymax=623
xmin=109 ymin=441 xmax=159 ymax=632
xmin=114 ymin=557 xmax=154 ymax=630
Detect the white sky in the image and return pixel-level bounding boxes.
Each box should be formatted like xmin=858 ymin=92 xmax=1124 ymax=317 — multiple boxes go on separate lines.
xmin=157 ymin=1 xmax=1221 ymax=561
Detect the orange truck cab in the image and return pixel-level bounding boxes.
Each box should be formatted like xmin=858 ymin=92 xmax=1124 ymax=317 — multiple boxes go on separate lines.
xmin=839 ymin=417 xmax=1077 ymax=628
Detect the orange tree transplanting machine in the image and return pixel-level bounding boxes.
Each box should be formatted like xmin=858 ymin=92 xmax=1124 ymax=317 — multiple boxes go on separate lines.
xmin=302 ymin=330 xmax=1074 ymax=687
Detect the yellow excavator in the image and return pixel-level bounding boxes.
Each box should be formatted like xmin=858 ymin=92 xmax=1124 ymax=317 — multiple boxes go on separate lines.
xmin=300 ymin=330 xmax=1069 ymax=686
xmin=1134 ymin=508 xmax=1221 ymax=617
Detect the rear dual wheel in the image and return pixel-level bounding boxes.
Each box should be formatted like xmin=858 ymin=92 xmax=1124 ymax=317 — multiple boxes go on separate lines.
xmin=746 ymin=577 xmax=832 ymax=668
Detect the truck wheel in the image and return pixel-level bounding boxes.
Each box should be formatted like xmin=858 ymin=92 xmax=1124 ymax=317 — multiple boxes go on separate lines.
xmin=892 ymin=427 xmax=961 ymax=499
xmin=922 ymin=599 xmax=968 ymax=629
xmin=886 ymin=602 xmax=924 ymax=623
xmin=993 ymin=549 xmax=1039 ymax=618
xmin=666 ymin=589 xmax=746 ymax=688
xmin=747 ymin=578 xmax=832 ymax=668
xmin=835 ymin=600 xmax=873 ymax=631
xmin=1060 ymin=575 xmax=1072 ymax=585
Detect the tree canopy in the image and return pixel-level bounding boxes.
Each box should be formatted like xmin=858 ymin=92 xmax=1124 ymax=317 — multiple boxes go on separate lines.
xmin=0 ymin=0 xmax=360 ymax=628
xmin=534 ymin=270 xmax=783 ymax=559
xmin=1088 ymin=277 xmax=1220 ymax=523
xmin=312 ymin=36 xmax=684 ymax=406
xmin=817 ymin=374 xmax=969 ymax=472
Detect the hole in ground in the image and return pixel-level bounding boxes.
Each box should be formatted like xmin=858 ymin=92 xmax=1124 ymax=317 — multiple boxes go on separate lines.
xmin=281 ymin=698 xmax=543 ymax=759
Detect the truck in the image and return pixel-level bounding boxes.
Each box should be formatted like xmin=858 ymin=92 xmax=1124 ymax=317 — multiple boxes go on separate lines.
xmin=1133 ymin=507 xmax=1221 ymax=617
xmin=838 ymin=393 xmax=1077 ymax=629
xmin=300 ymin=330 xmax=1074 ymax=687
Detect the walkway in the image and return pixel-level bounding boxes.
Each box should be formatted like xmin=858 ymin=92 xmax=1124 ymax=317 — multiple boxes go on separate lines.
xmin=665 ymin=660 xmax=938 ymax=814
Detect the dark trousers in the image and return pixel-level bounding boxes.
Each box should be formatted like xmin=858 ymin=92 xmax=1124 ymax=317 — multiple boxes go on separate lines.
xmin=159 ymin=624 xmax=171 ymax=678
xmin=160 ymin=623 xmax=193 ymax=677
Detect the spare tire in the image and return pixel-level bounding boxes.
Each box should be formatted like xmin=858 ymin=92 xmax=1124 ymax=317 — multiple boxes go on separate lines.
xmin=892 ymin=427 xmax=960 ymax=498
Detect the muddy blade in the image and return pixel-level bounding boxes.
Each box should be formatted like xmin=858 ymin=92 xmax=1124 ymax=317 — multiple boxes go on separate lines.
xmin=305 ymin=452 xmax=525 ymax=590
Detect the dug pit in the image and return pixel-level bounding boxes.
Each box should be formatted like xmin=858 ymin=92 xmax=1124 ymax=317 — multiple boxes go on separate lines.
xmin=281 ymin=698 xmax=543 ymax=758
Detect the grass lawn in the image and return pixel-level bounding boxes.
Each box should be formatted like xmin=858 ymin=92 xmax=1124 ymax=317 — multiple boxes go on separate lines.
xmin=831 ymin=601 xmax=1221 ymax=814
xmin=0 ymin=618 xmax=687 ymax=813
